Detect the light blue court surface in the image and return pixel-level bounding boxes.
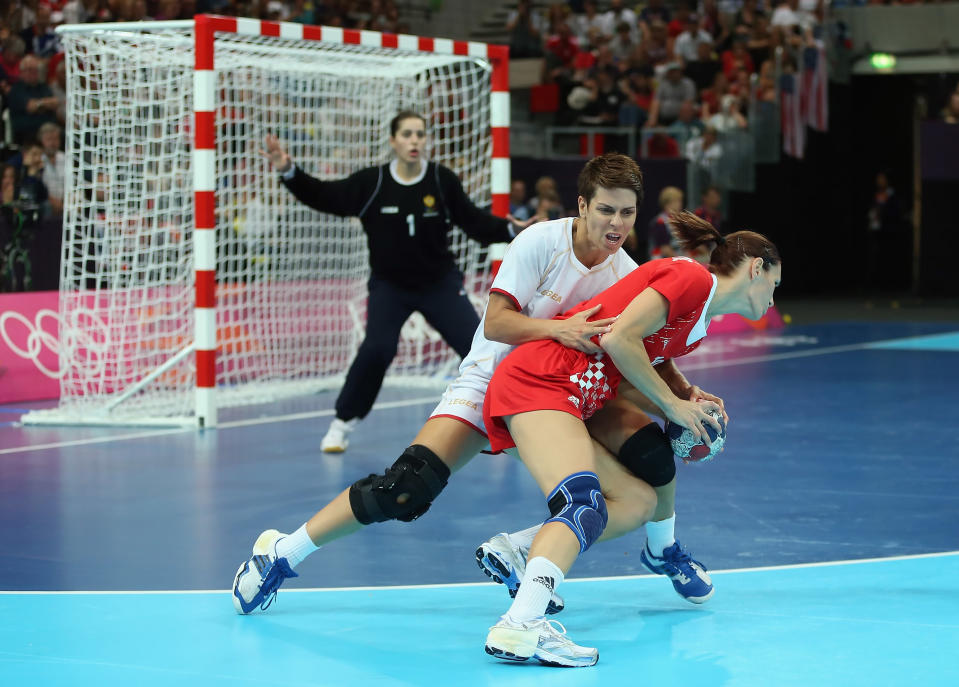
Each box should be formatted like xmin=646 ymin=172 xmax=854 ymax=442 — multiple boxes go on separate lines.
xmin=2 ymin=554 xmax=958 ymax=686
xmin=866 ymin=330 xmax=959 ymax=352
xmin=2 ymin=320 xmax=959 ymax=685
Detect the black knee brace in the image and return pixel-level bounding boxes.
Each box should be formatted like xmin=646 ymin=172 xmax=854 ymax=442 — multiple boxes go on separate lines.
xmin=349 ymin=444 xmax=451 ymax=525
xmin=617 ymin=423 xmax=676 ymax=487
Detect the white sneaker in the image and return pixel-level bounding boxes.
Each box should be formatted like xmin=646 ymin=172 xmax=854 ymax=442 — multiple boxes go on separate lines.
xmin=232 ymin=529 xmax=297 ymax=614
xmin=475 ymin=533 xmax=565 ymax=614
xmin=485 ymin=615 xmax=598 ymax=667
xmin=321 ymin=418 xmax=358 ymax=453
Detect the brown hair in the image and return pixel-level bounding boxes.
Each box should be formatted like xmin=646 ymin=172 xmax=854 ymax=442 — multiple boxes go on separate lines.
xmin=390 ymin=110 xmax=426 ymax=136
xmin=669 ymin=211 xmax=781 ymax=276
xmin=577 ymin=153 xmax=644 ymax=208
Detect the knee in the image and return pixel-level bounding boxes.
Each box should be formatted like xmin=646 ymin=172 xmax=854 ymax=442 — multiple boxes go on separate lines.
xmin=348 ymin=445 xmax=451 ymax=524
xmin=356 ymin=337 xmax=399 ymax=366
xmin=617 ymin=422 xmax=676 ymax=488
xmin=545 ymin=471 xmax=608 ymax=553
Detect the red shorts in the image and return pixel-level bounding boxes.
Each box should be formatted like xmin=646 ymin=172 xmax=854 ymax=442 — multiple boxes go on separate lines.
xmin=484 ymin=340 xmax=622 ymax=452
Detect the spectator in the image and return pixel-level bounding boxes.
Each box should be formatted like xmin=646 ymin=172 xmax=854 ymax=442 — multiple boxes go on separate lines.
xmin=668 ymin=2 xmax=694 ymax=39
xmin=645 ymin=131 xmax=681 ymax=158
xmin=48 ymin=57 xmax=66 ymax=125
xmin=771 ymin=0 xmax=802 ymax=32
xmin=685 ymin=38 xmax=722 ymax=92
xmin=619 ymin=67 xmax=654 ymax=129
xmin=866 ymin=170 xmax=904 ymax=292
xmin=942 ymin=92 xmax=959 ymax=124
xmin=747 ymin=13 xmax=773 ymax=66
xmin=707 ymin=93 xmax=748 ymax=132
xmin=648 ymin=186 xmax=684 ymax=258
xmin=20 ymin=4 xmax=60 ymax=59
xmin=668 ymin=99 xmax=706 ymax=148
xmin=675 ymin=14 xmax=713 ymax=63
xmin=575 ymin=66 xmax=628 ymax=127
xmin=507 ymin=0 xmax=545 ymax=59
xmin=700 ymin=71 xmax=730 ymax=118
xmin=694 ymin=185 xmax=724 ymax=232
xmin=18 ymin=141 xmax=49 ymax=215
xmin=509 ymin=179 xmax=531 ymax=222
xmin=603 ymin=0 xmax=639 ymax=43
xmin=38 ymin=122 xmax=64 ymax=216
xmin=526 ymin=176 xmax=560 ymax=218
xmin=535 ymin=187 xmax=564 ymax=221
xmin=572 ymin=0 xmax=607 ymax=48
xmin=545 ymin=21 xmax=580 ymax=68
xmin=734 ymin=0 xmax=763 ymax=37
xmin=639 ymin=0 xmax=672 ymax=40
xmin=647 ymin=62 xmax=697 ymax=126
xmin=685 ymin=125 xmax=723 ymax=185
xmin=153 ymin=0 xmax=183 ymax=20
xmin=638 ymin=20 xmax=673 ymax=68
xmin=0 ymin=36 xmax=26 ymax=84
xmin=722 ymin=35 xmax=756 ymax=78
xmin=608 ymin=21 xmax=640 ymax=64
xmin=7 ymin=54 xmax=59 ymax=145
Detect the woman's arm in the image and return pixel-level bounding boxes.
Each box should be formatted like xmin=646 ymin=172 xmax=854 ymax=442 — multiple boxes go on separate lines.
xmin=600 ymin=288 xmax=721 ymax=442
xmin=484 ymin=293 xmax=614 ymax=354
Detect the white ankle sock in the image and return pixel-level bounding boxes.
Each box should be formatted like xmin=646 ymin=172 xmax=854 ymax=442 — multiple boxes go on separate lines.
xmin=506 ymin=556 xmax=564 ymax=623
xmin=274 ymin=524 xmax=319 ymax=569
xmin=645 ymin=514 xmax=676 ymax=558
xmin=507 ymin=524 xmax=542 ymax=551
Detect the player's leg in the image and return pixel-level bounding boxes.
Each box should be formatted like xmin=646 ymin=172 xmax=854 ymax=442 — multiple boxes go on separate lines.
xmin=485 ymin=410 xmax=602 ymax=667
xmin=233 ymin=391 xmax=488 ymax=614
xmin=476 ymin=437 xmax=653 ymax=612
xmin=588 ymin=394 xmax=714 ymax=603
xmin=415 ymin=268 xmax=480 ymax=359
xmin=322 ymin=276 xmax=415 ymax=452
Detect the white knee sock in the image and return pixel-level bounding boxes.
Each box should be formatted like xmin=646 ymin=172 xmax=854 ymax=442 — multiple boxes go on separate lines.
xmin=645 ymin=514 xmax=676 ymax=558
xmin=274 ymin=524 xmax=319 ymax=569
xmin=506 ymin=556 xmax=564 ymax=623
xmin=507 ymin=524 xmax=542 ymax=551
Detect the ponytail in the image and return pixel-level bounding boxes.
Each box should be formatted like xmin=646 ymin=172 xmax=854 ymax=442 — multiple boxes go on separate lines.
xmin=668 ymin=210 xmax=781 ymax=276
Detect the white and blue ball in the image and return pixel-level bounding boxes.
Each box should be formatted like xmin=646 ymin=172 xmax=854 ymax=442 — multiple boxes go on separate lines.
xmin=665 ymin=408 xmax=726 ymax=463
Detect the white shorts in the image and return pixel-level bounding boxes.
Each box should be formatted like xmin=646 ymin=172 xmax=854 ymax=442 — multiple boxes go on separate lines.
xmin=429 ymin=374 xmax=489 ymax=437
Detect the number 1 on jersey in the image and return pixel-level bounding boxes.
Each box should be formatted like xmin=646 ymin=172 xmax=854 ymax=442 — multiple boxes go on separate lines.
xmin=406 ymin=213 xmax=415 ymax=237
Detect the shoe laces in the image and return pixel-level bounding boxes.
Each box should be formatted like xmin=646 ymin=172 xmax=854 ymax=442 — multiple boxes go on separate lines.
xmin=663 ymin=542 xmax=708 ymax=573
xmin=258 ymin=558 xmax=296 ymax=611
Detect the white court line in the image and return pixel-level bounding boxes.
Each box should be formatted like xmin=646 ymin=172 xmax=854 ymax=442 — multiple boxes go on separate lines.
xmin=0 ymin=396 xmax=439 ymax=456
xmin=1 ymin=550 xmax=955 ymax=595
xmin=3 ymin=330 xmax=953 ymax=456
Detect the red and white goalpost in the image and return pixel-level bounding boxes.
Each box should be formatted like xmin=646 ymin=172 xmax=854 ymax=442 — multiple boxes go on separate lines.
xmin=24 ymin=15 xmax=509 ymax=428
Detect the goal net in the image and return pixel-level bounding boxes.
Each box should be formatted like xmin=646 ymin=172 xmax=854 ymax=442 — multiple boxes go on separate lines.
xmin=24 ymin=17 xmax=508 ymax=427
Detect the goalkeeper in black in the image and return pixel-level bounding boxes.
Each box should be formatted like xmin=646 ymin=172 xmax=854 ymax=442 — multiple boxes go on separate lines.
xmin=262 ymin=110 xmax=536 ymax=453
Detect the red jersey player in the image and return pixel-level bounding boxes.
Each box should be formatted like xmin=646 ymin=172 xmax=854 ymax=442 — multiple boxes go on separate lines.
xmin=483 ymin=211 xmax=781 ymax=667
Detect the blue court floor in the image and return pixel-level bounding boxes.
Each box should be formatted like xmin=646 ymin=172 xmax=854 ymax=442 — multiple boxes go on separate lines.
xmin=1 ymin=320 xmax=958 ymax=685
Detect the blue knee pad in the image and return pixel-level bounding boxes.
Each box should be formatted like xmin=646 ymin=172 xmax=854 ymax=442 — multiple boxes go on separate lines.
xmin=545 ymin=471 xmax=608 ymax=553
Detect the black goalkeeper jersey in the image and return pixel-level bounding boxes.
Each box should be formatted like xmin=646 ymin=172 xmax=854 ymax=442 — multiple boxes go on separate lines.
xmin=282 ymin=161 xmax=511 ymax=289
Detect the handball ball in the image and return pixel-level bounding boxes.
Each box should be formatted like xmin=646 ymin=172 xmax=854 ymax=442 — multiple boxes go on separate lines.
xmin=665 ymin=408 xmax=726 ymax=464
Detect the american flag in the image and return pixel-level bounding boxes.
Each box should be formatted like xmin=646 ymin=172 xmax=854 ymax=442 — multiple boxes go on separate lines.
xmin=801 ymin=43 xmax=829 ymax=132
xmin=780 ymin=72 xmax=805 ymax=159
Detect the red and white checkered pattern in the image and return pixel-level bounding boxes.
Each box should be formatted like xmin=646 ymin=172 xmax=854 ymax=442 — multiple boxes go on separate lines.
xmin=568 ymin=354 xmax=614 ymax=419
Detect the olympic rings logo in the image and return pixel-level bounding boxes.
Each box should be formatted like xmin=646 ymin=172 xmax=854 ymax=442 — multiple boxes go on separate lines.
xmin=1 ymin=308 xmax=110 ymax=380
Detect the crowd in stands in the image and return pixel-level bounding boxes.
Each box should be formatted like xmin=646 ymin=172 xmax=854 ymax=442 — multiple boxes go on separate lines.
xmin=513 ymin=0 xmax=829 ymax=161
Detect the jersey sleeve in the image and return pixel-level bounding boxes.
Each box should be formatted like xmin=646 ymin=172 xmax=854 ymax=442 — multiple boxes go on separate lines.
xmin=437 ymin=165 xmax=512 ymax=245
xmin=489 ymin=223 xmax=552 ymax=311
xmin=647 ymin=258 xmax=714 ymax=322
xmin=280 ymin=166 xmax=377 ymax=217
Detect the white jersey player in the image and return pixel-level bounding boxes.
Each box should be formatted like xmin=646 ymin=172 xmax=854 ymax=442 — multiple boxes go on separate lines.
xmin=233 ymin=156 xmax=717 ymax=658
xmin=429 ymin=215 xmax=636 ymax=435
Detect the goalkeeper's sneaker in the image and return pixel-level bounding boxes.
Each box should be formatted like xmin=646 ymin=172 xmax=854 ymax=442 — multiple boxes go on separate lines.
xmin=475 ymin=533 xmax=565 ymax=615
xmin=321 ymin=418 xmax=358 ymax=453
xmin=485 ymin=615 xmax=598 ymax=667
xmin=640 ymin=540 xmax=714 ymax=603
xmin=232 ymin=529 xmax=298 ymax=614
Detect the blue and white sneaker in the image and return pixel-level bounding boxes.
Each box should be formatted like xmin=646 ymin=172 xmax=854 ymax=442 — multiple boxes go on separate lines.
xmin=640 ymin=540 xmax=714 ymax=603
xmin=475 ymin=533 xmax=565 ymax=615
xmin=232 ymin=529 xmax=298 ymax=614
